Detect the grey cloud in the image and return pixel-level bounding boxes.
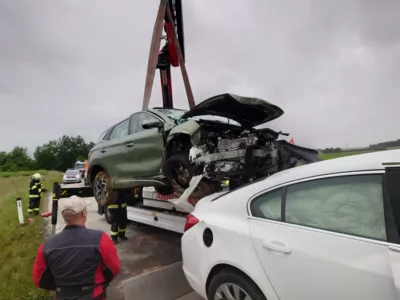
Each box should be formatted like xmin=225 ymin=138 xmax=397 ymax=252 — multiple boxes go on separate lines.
xmin=0 ymin=0 xmax=399 ymax=152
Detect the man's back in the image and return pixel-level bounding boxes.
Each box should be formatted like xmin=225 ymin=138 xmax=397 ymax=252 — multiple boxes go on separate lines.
xmin=33 ymin=225 xmax=120 ymax=299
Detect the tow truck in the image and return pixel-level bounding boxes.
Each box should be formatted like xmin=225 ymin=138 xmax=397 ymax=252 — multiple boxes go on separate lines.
xmin=59 ymin=0 xmax=212 ymax=234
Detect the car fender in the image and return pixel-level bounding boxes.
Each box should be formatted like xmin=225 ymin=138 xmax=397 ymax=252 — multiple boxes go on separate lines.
xmin=87 ymin=160 xmax=111 ymax=186
xmin=166 ymin=119 xmax=201 ymax=143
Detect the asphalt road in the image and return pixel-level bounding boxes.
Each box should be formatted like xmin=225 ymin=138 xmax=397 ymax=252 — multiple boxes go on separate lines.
xmin=49 ymin=184 xmax=184 ymax=300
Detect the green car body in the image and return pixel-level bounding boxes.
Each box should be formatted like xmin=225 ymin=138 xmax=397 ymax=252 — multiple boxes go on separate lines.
xmin=87 ymin=93 xmax=319 ymax=205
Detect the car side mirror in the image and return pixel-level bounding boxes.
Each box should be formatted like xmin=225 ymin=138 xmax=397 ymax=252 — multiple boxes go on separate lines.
xmin=141 ymin=119 xmax=164 ymax=129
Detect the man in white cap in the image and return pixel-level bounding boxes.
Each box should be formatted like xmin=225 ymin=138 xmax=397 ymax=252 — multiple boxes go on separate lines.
xmin=33 ymin=196 xmax=120 ymax=300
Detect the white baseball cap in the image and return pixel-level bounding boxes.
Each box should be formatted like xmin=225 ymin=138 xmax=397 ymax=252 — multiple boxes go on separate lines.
xmin=59 ymin=196 xmax=87 ymax=214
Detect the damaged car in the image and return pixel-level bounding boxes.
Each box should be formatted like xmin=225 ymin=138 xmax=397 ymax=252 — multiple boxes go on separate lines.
xmin=87 ymin=93 xmax=320 ymax=205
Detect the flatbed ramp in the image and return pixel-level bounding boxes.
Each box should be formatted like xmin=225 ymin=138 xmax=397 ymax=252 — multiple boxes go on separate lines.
xmin=123 ymin=262 xmax=203 ymax=300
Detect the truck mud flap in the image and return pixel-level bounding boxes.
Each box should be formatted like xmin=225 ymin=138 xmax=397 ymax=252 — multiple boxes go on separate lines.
xmin=123 ymin=261 xmax=202 ymax=300
xmin=59 ymin=186 xmax=94 ymax=198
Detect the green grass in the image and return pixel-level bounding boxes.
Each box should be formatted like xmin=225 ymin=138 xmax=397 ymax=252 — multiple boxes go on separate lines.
xmin=0 ymin=171 xmax=62 ymax=300
xmin=318 ymin=150 xmax=374 ymax=160
xmin=0 ymin=170 xmax=49 ymax=178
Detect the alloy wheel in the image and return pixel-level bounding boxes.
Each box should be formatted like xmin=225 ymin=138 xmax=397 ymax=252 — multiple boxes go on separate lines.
xmin=214 ymin=283 xmax=253 ymax=300
xmin=94 ymin=174 xmax=108 ymax=202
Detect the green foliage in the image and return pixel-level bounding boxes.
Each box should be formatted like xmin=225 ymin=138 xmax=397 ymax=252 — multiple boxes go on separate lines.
xmin=369 ymin=139 xmax=400 ymax=151
xmin=0 ymin=147 xmax=35 ymax=172
xmin=0 ymin=135 xmax=94 ymax=173
xmin=0 ymin=171 xmax=62 ymax=300
xmin=0 ymin=170 xmax=49 ymax=178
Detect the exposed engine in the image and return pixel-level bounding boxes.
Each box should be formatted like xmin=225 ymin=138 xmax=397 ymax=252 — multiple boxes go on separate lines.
xmin=188 ymin=123 xmax=283 ymax=184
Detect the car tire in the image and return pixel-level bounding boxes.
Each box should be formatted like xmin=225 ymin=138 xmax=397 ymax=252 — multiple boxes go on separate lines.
xmin=207 ymin=269 xmax=266 ymax=300
xmin=154 ymin=185 xmax=175 ymax=195
xmin=163 ymin=152 xmax=193 ymax=189
xmin=93 ymin=170 xmax=118 ymax=206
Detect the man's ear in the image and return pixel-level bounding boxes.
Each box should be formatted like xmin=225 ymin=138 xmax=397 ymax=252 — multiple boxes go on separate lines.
xmin=82 ymin=209 xmax=87 ymax=218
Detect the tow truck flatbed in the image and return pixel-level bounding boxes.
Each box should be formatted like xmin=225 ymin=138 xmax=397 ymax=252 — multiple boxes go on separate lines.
xmin=59 ymin=184 xmax=197 ymax=234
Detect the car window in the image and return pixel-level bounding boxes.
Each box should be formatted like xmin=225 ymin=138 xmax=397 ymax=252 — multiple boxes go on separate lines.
xmin=109 ymin=119 xmax=129 ymax=140
xmin=65 ymin=170 xmax=79 ymax=176
xmin=130 ymin=112 xmax=161 ymax=134
xmin=250 ymin=188 xmax=282 ymax=221
xmin=98 ymin=129 xmax=109 ymax=142
xmin=285 ymin=174 xmax=386 ymax=241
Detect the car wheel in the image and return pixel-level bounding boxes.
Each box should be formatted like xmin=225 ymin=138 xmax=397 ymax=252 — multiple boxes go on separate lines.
xmin=93 ymin=170 xmax=118 ymax=206
xmin=154 ymin=185 xmax=175 ymax=195
xmin=104 ymin=206 xmax=112 ymax=224
xmin=207 ymin=269 xmax=266 ymax=300
xmin=163 ymin=152 xmax=193 ymax=189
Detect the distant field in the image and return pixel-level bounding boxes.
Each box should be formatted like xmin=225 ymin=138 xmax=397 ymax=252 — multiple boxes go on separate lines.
xmin=319 ymin=150 xmax=374 ymax=160
xmin=0 ymin=170 xmax=62 ymax=300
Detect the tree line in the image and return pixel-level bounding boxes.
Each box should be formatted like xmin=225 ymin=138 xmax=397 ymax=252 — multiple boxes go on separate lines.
xmin=319 ymin=138 xmax=400 ymax=154
xmin=0 ymin=135 xmax=95 ymax=172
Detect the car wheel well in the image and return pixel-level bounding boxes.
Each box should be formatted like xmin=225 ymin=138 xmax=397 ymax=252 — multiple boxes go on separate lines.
xmin=165 ymin=134 xmax=191 ymax=160
xmin=89 ymin=165 xmax=104 ymax=185
xmin=205 ymin=264 xmax=260 ymax=296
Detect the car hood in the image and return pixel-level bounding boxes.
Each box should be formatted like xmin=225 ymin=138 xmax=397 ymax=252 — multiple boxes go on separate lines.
xmin=180 ymin=93 xmax=284 ymax=128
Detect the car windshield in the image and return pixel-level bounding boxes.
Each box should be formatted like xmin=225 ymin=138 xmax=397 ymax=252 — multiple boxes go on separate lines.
xmin=65 ymin=170 xmax=79 ymax=176
xmin=155 ymin=108 xmax=241 ymax=126
xmin=154 ymin=108 xmax=187 ymax=121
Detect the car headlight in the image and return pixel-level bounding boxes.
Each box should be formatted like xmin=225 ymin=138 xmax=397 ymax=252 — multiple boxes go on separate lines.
xmin=190 ymin=129 xmax=202 ymax=146
xmin=75 ymin=174 xmax=80 ymax=179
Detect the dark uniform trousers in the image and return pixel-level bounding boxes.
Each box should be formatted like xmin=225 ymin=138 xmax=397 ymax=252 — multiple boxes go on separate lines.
xmin=108 ymin=200 xmax=128 ymax=243
xmin=28 ymin=179 xmax=43 ymax=217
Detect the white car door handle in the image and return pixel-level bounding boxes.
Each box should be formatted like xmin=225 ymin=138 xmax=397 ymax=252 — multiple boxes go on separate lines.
xmin=262 ymin=241 xmax=292 ymax=254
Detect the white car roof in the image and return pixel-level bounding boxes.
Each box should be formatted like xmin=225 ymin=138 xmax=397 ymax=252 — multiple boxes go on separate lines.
xmin=247 ymin=149 xmax=400 ymax=192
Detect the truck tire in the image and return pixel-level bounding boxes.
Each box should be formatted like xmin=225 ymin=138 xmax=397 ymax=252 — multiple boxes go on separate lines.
xmin=93 ymin=170 xmax=118 ymax=206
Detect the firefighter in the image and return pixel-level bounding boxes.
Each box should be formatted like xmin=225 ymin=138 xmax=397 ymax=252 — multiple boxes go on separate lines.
xmin=107 ymin=191 xmax=128 ymax=244
xmin=28 ymin=173 xmax=46 ymax=219
xmin=32 ymin=196 xmax=120 ymax=299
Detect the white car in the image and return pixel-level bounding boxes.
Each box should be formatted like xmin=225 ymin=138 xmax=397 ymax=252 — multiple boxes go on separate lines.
xmin=182 ymin=149 xmax=400 ymax=300
xmin=62 ymin=169 xmax=82 ymax=184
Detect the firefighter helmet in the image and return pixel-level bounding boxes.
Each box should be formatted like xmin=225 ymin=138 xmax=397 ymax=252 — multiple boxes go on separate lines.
xmin=32 ymin=173 xmax=41 ymax=180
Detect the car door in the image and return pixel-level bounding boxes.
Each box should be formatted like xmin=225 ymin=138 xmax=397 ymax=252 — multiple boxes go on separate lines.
xmin=386 ymin=166 xmax=400 ymax=299
xmin=124 ymin=112 xmax=165 ymax=178
xmin=99 ymin=118 xmax=131 ymax=178
xmin=249 ymin=171 xmax=398 ymax=300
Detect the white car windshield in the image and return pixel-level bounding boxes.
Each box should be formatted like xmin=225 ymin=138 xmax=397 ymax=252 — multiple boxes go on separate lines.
xmin=65 ymin=170 xmax=79 ymax=176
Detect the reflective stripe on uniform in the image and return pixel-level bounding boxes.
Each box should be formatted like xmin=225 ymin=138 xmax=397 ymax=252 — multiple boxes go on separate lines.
xmin=118 ymin=228 xmax=125 ymax=233
xmin=29 ymin=195 xmax=40 ymax=198
xmin=34 ymin=208 xmax=40 ymax=211
xmin=108 ymin=204 xmax=118 ymax=209
xmin=121 ymin=203 xmax=127 ymax=208
xmin=110 ymin=231 xmax=118 ymax=236
xmin=27 ymin=209 xmax=33 ymax=212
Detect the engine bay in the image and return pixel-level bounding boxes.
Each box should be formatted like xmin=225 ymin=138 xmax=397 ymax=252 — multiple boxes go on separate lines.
xmin=188 ymin=120 xmax=281 ymax=182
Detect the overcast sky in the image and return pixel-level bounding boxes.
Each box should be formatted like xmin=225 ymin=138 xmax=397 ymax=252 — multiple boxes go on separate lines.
xmin=1 ymin=0 xmax=399 ymax=152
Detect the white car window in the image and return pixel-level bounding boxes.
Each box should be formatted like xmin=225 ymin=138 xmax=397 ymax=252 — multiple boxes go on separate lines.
xmin=285 ymin=174 xmax=386 ymax=241
xmin=109 ymin=119 xmax=129 ymax=140
xmin=250 ymin=188 xmax=282 ymax=221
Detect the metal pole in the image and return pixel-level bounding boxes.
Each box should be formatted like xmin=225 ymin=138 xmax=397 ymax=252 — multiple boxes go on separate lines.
xmin=51 ymin=182 xmax=60 ymax=235
xmin=16 ymin=197 xmax=24 ymax=224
